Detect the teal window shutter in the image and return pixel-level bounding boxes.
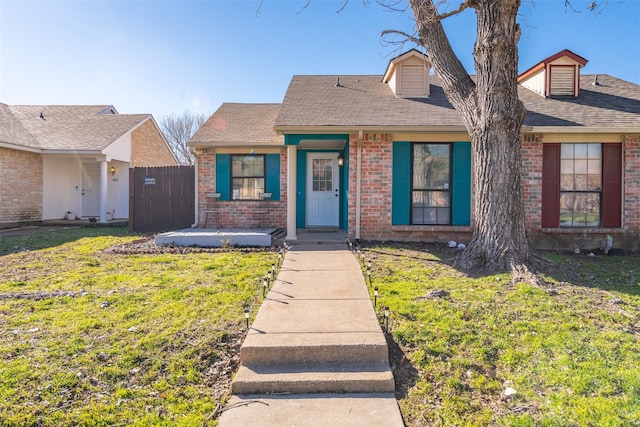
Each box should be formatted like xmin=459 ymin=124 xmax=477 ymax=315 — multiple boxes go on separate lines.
xmin=266 ymin=154 xmax=280 ymax=200
xmin=392 ymin=142 xmax=411 ymax=225
xmin=451 ymin=142 xmax=471 ymax=226
xmin=215 ymin=154 xmax=230 ymax=201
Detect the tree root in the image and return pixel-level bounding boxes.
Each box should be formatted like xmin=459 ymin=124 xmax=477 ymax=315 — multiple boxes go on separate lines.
xmin=453 ymin=244 xmax=550 ymax=286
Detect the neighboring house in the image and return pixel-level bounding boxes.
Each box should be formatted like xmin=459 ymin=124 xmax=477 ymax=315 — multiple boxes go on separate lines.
xmin=0 ymin=104 xmax=178 ymax=227
xmin=189 ymin=49 xmax=640 ymax=251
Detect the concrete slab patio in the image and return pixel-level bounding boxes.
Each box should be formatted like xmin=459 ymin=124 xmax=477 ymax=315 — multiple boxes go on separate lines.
xmin=154 ymin=227 xmax=283 ymax=247
xmin=217 ymin=243 xmax=405 ymax=426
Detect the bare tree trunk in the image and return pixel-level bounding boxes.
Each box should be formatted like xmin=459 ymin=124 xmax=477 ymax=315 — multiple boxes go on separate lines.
xmin=409 ymin=0 xmax=534 ymax=276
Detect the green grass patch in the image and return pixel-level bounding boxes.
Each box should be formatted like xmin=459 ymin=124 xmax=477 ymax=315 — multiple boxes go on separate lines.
xmin=0 ymin=227 xmax=278 ymax=426
xmin=364 ymin=243 xmax=640 ymax=426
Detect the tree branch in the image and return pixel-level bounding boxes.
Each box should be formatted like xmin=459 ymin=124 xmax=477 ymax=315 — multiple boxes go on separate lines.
xmin=437 ymin=0 xmax=474 ymax=20
xmin=409 ymin=0 xmax=476 ymax=116
xmin=380 ymin=29 xmax=422 ymax=45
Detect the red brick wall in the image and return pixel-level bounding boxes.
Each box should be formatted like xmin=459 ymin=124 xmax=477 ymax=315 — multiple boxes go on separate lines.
xmin=196 ymin=148 xmax=287 ymax=228
xmin=521 ymin=138 xmax=543 ymax=233
xmin=0 ymin=147 xmax=43 ymax=226
xmin=347 ymin=133 xmax=640 ymax=251
xmin=624 ymin=139 xmax=640 ymax=231
xmin=524 ymin=136 xmax=639 ymax=252
xmin=346 ymin=132 xmax=474 ymax=243
xmin=195 ymin=134 xmax=640 ymax=252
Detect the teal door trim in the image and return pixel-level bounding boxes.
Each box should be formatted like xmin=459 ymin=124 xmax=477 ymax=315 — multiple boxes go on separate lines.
xmin=295 ymin=146 xmax=349 ymax=230
xmin=285 ymin=134 xmax=349 ymax=146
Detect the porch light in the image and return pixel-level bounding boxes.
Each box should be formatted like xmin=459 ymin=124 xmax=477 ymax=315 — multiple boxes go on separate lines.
xmin=337 ymin=153 xmax=344 ymax=166
xmin=110 ymin=166 xmax=116 ymax=176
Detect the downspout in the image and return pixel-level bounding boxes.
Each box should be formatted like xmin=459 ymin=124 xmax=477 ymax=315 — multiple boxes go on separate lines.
xmin=355 ymin=134 xmax=362 ymax=240
xmin=190 ymin=149 xmax=199 ymax=228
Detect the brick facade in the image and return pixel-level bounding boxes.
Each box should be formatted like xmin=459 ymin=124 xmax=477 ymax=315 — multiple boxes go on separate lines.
xmin=344 ymin=132 xmax=640 ymax=252
xmin=346 ymin=132 xmax=474 ymax=243
xmin=196 ymin=148 xmax=287 ymax=228
xmin=0 ymin=147 xmax=43 ymax=226
xmin=197 ymin=133 xmax=640 ymax=252
xmin=524 ymin=136 xmax=640 ymax=252
xmin=131 ymin=119 xmax=178 ymax=167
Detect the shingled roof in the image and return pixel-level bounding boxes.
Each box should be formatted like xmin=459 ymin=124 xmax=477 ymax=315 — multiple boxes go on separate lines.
xmin=274 ymin=73 xmax=640 ymax=131
xmin=0 ymin=104 xmax=150 ymax=151
xmin=189 ymin=103 xmax=283 ymax=146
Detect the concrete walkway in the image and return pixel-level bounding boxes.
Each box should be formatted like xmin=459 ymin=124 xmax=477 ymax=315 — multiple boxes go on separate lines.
xmin=217 ymin=243 xmax=405 ymax=426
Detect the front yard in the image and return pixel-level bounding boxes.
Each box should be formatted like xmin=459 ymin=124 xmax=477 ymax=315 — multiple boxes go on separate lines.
xmin=1 ymin=227 xmax=639 ymax=426
xmin=0 ymin=227 xmax=275 ymax=426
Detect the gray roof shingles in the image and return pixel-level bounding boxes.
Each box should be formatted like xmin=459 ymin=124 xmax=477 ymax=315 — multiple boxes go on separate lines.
xmin=189 ymin=103 xmax=283 ymax=145
xmin=1 ymin=104 xmax=150 ymax=151
xmin=274 ymin=74 xmax=640 ymax=129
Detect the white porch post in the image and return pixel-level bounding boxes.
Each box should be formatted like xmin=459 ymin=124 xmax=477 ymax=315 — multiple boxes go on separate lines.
xmin=99 ymin=160 xmax=108 ymax=222
xmin=286 ymin=145 xmax=297 ymax=240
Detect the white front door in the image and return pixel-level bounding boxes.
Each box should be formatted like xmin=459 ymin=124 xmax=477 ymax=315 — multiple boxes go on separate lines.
xmin=306 ymin=152 xmax=340 ymax=227
xmin=82 ymin=163 xmax=100 ymax=217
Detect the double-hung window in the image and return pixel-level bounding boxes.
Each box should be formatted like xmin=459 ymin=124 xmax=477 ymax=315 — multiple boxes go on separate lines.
xmin=412 ymin=144 xmax=451 ymax=224
xmin=392 ymin=141 xmax=470 ymax=226
xmin=559 ymin=144 xmax=601 ymax=227
xmin=542 ymin=143 xmax=621 ymax=228
xmin=231 ymin=155 xmax=265 ymax=200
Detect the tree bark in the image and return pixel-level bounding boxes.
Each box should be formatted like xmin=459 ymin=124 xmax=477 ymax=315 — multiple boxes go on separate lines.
xmin=409 ymin=0 xmax=534 ymax=275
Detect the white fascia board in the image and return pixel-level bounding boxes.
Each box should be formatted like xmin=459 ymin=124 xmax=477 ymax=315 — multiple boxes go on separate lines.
xmin=528 ymin=126 xmax=640 ymax=133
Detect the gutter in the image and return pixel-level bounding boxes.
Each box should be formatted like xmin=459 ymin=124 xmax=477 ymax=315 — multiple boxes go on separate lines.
xmin=274 ymin=125 xmax=469 ymax=134
xmin=526 ymin=126 xmax=640 ymax=133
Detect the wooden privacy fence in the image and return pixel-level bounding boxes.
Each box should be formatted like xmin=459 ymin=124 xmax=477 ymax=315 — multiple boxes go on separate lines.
xmin=129 ymin=166 xmax=194 ymax=233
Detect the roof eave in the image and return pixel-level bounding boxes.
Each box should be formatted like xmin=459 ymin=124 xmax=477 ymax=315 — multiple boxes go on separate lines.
xmin=0 ymin=141 xmax=43 ymax=153
xmin=188 ymin=140 xmax=284 ymax=147
xmin=274 ymin=125 xmax=469 ymax=134
xmin=525 ymin=126 xmax=640 ymax=133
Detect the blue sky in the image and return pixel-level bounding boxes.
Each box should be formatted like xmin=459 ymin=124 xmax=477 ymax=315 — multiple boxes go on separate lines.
xmin=1 ymin=0 xmax=639 ymax=120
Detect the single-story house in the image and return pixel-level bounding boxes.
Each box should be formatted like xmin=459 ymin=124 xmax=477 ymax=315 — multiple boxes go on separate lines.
xmin=188 ymin=49 xmax=640 ymax=251
xmin=0 ymin=104 xmax=178 ymax=227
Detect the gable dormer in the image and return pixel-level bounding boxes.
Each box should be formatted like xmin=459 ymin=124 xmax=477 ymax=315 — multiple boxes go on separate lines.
xmin=382 ymin=49 xmax=431 ymax=98
xmin=518 ymin=49 xmax=588 ymax=97
xmin=98 ymin=106 xmax=118 ymax=115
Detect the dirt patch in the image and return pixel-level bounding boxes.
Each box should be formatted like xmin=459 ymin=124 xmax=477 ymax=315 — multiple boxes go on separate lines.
xmin=104 ymin=236 xmax=276 ymax=255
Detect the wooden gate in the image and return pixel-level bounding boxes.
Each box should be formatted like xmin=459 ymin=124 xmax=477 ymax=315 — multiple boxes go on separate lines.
xmin=129 ymin=166 xmax=194 ymax=233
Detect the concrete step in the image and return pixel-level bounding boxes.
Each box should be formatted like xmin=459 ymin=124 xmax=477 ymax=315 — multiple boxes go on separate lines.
xmin=232 ymin=362 xmax=395 ymax=394
xmin=241 ymin=332 xmax=388 ymax=365
xmin=218 ymin=393 xmax=405 ymax=427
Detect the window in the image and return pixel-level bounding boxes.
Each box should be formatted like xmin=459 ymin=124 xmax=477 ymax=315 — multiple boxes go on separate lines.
xmin=392 ymin=141 xmax=470 ymax=226
xmin=559 ymin=144 xmax=601 ymax=227
xmin=231 ymin=155 xmax=265 ymax=200
xmin=542 ymin=143 xmax=621 ymax=228
xmin=312 ymin=159 xmax=333 ymax=191
xmin=412 ymin=144 xmax=451 ymax=225
xmin=215 ymin=153 xmax=280 ymax=201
